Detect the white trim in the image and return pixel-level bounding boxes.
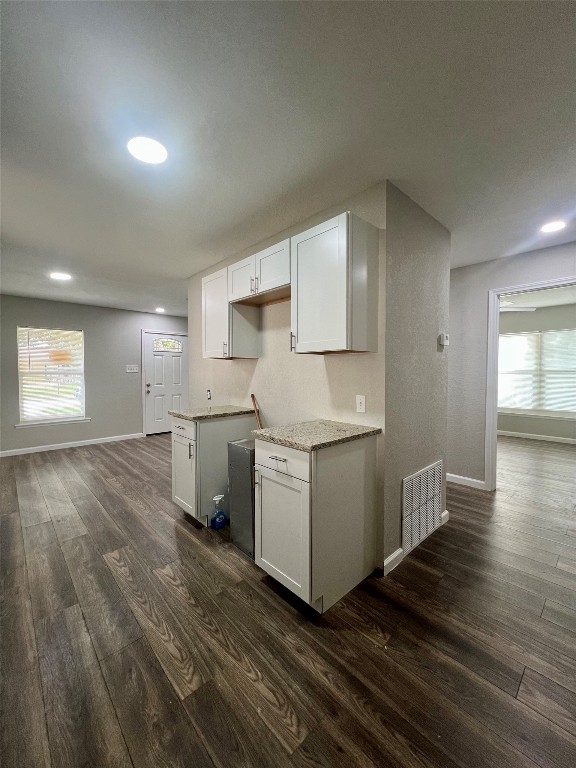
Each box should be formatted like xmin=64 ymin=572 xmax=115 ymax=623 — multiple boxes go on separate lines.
xmin=140 ymin=329 xmax=187 ymax=335
xmin=15 ymin=417 xmax=92 ymax=428
xmin=498 ymin=430 xmax=576 ymax=445
xmin=446 ymin=473 xmax=489 ymax=491
xmin=485 ymin=275 xmax=576 ymax=491
xmin=383 ymin=511 xmax=450 ymax=576
xmin=0 ymin=432 xmax=145 ymax=457
xmin=383 ymin=548 xmax=404 ymax=575
xmin=498 ymin=409 xmax=576 ymax=420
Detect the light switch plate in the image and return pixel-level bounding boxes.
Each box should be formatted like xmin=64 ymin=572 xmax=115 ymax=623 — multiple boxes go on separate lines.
xmin=126 ymin=365 xmax=139 ymax=373
xmin=356 ymin=394 xmax=366 ymax=413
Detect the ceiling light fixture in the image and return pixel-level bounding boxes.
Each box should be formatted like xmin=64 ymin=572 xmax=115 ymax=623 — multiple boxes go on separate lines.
xmin=540 ymin=220 xmax=566 ymax=233
xmin=155 ymin=307 xmax=165 ymax=313
xmin=50 ymin=272 xmax=72 ymax=281
xmin=127 ymin=136 xmax=168 ymax=164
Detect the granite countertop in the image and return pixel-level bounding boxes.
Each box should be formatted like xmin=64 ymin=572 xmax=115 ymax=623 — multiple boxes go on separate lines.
xmin=253 ymin=419 xmax=381 ymax=452
xmin=168 ymin=405 xmax=254 ymax=422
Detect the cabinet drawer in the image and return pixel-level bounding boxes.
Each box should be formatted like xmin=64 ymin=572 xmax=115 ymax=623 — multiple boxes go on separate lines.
xmin=171 ymin=418 xmax=196 ymax=439
xmin=255 ymin=440 xmax=310 ymax=482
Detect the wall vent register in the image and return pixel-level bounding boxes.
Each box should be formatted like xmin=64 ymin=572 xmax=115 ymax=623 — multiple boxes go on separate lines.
xmin=402 ymin=460 xmax=443 ymax=552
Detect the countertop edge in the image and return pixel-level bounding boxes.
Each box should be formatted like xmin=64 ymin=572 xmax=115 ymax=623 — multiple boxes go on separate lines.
xmin=168 ymin=408 xmax=254 ymax=422
xmin=252 ymin=427 xmax=382 ymax=452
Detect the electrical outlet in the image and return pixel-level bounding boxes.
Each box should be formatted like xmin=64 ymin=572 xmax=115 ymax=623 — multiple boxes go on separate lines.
xmin=206 ymin=389 xmax=212 ymax=400
xmin=356 ymin=394 xmax=366 ymax=413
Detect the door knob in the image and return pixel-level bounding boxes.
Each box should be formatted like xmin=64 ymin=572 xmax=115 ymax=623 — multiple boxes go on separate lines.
xmin=146 ymin=389 xmax=150 ymax=394
xmin=146 ymin=383 xmax=151 ymax=387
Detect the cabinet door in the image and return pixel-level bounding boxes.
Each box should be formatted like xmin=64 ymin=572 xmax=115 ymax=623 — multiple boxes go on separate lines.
xmin=172 ymin=434 xmax=197 ymax=516
xmin=202 ymin=268 xmax=229 ymax=358
xmin=291 ymin=213 xmax=348 ymax=353
xmin=228 ymin=256 xmax=255 ymax=302
xmin=255 ymin=239 xmax=290 ymax=294
xmin=255 ymin=464 xmax=310 ymax=602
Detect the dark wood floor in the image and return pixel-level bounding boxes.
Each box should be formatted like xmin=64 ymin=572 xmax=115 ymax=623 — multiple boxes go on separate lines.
xmin=1 ymin=434 xmax=576 ymax=767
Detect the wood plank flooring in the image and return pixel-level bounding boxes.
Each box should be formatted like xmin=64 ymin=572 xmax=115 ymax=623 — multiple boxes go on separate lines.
xmin=1 ymin=434 xmax=575 ymax=767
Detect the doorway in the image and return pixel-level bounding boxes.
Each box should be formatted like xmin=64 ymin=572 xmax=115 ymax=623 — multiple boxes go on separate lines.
xmin=485 ymin=278 xmax=576 ymax=490
xmin=142 ymin=330 xmax=189 ymax=435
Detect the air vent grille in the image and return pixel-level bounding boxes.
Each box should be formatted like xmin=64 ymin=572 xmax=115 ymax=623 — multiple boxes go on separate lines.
xmin=402 ymin=460 xmax=443 ymax=552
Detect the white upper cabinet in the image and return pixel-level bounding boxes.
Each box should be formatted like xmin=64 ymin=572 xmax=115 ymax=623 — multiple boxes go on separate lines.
xmin=255 ymin=239 xmax=290 ymax=295
xmin=202 ymin=268 xmax=259 ymax=359
xmin=202 ymin=268 xmax=229 ymax=358
xmin=291 ymin=212 xmax=379 ymax=354
xmin=228 ymin=255 xmax=255 ymax=302
xmin=227 ymin=239 xmax=291 ymax=303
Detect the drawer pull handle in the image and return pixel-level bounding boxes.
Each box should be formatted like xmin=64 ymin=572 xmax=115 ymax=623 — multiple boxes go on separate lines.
xmin=175 ymin=425 xmax=185 ymax=430
xmin=269 ymin=455 xmax=287 ymax=462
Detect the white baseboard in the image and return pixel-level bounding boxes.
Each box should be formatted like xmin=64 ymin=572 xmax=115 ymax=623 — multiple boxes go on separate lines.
xmin=446 ymin=473 xmax=489 ymax=491
xmin=0 ymin=433 xmax=146 ymax=457
xmin=383 ymin=510 xmax=449 ymax=576
xmin=383 ymin=548 xmax=404 ymax=575
xmin=497 ymin=430 xmax=576 ymax=445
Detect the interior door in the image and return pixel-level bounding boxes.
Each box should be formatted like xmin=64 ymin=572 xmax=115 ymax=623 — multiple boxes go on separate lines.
xmin=255 ymin=464 xmax=311 ymax=602
xmin=143 ymin=332 xmax=188 ymax=434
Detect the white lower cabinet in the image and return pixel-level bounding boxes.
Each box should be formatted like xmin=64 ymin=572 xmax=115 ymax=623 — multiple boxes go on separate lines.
xmin=254 ymin=435 xmax=378 ymax=613
xmin=172 ymin=414 xmax=255 ymax=523
xmin=172 ymin=433 xmax=197 ymax=516
xmin=255 ymin=465 xmax=311 ymax=602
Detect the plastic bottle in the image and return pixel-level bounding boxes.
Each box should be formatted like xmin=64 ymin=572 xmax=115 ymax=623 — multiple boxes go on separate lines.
xmin=210 ymin=495 xmax=226 ymax=530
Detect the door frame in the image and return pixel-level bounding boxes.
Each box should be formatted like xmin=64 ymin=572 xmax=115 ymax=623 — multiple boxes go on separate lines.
xmin=484 ymin=275 xmax=576 ymax=491
xmin=141 ymin=329 xmax=188 ymax=435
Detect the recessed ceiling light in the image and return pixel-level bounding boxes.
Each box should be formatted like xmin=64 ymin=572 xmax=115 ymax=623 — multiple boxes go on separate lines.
xmin=127 ymin=136 xmax=167 ymax=164
xmin=50 ymin=272 xmax=72 ymax=281
xmin=540 ymin=220 xmax=566 ymax=233
xmin=155 ymin=307 xmax=165 ymax=313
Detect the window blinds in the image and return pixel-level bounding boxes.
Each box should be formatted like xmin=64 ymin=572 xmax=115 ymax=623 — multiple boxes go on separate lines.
xmin=17 ymin=327 xmax=85 ymax=422
xmin=498 ymin=329 xmax=576 ymax=413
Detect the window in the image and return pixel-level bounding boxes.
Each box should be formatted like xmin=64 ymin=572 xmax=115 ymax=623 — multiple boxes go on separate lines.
xmin=153 ymin=338 xmax=182 ymax=353
xmin=498 ymin=329 xmax=576 ymax=414
xmin=17 ymin=327 xmax=85 ymax=423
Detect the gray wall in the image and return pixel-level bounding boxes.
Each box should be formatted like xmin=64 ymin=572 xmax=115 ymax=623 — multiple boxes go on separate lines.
xmin=448 ymin=242 xmax=576 ymax=481
xmin=0 ymin=295 xmax=187 ymax=452
xmin=384 ymin=182 xmax=451 ymax=557
xmin=498 ymin=303 xmax=576 ymax=442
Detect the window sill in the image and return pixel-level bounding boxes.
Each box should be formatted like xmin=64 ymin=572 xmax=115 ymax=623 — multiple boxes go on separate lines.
xmin=498 ymin=410 xmax=575 ymax=421
xmin=15 ymin=417 xmax=92 ymax=429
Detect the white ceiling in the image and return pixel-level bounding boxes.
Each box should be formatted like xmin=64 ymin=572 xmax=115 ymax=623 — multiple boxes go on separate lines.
xmin=501 ymin=284 xmax=576 ymax=309
xmin=2 ymin=2 xmax=575 ymax=316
